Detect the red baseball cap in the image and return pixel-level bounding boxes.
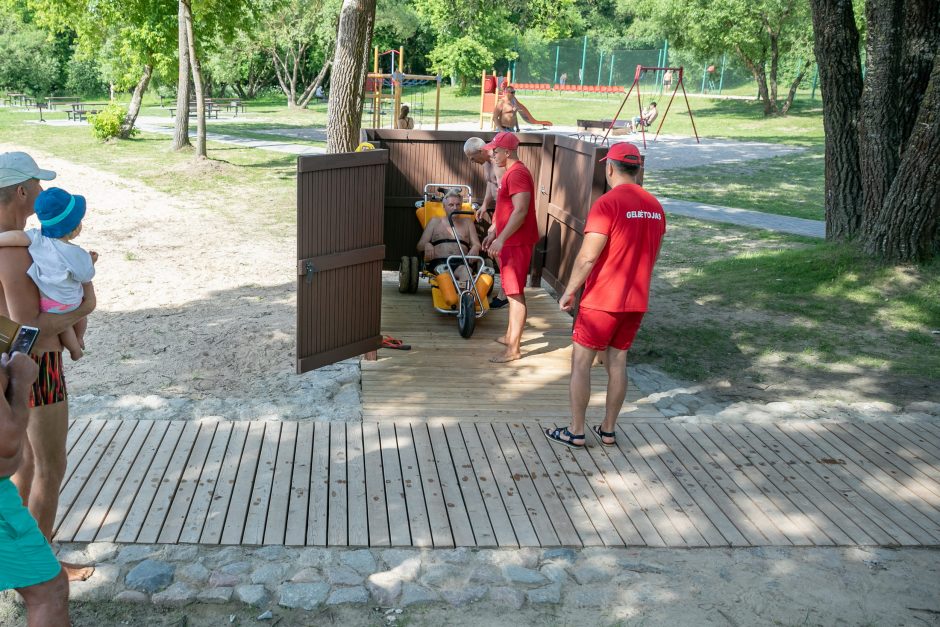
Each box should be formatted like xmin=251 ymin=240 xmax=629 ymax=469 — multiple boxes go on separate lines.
xmin=599 ymin=142 xmax=642 ymax=165
xmin=483 ymin=132 xmax=520 ymax=151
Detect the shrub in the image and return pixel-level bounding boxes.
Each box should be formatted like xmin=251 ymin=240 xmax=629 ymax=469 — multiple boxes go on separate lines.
xmin=65 ymin=57 xmax=107 ymax=97
xmin=88 ymin=104 xmax=134 ymax=140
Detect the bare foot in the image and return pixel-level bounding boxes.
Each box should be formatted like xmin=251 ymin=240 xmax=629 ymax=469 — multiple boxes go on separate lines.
xmin=62 ymin=561 xmax=95 ymax=581
xmin=68 ymin=348 xmax=83 ymax=361
xmin=494 ymin=337 xmax=508 ymax=346
xmin=489 ymin=352 xmax=521 ymax=363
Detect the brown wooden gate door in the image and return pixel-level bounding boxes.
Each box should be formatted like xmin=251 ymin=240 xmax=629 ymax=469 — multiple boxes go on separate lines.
xmin=296 ymin=150 xmax=387 ymax=373
xmin=534 ymin=135 xmax=610 ymax=295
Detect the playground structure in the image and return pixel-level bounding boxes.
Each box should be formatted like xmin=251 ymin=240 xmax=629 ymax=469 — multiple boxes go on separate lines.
xmin=365 ymin=47 xmax=443 ymax=130
xmin=479 ymin=70 xmax=553 ymax=130
xmin=603 ymin=65 xmax=700 ymax=149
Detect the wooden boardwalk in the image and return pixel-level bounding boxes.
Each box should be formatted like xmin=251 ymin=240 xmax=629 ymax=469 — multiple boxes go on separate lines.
xmin=362 ymin=282 xmax=663 ymax=422
xmin=52 ymin=283 xmax=940 ymax=548
xmin=55 ymin=417 xmax=940 ymax=548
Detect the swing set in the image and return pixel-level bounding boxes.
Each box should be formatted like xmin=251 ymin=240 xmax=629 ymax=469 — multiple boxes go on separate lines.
xmin=364 ymin=46 xmax=444 ymax=130
xmin=603 ymin=65 xmax=700 ymax=148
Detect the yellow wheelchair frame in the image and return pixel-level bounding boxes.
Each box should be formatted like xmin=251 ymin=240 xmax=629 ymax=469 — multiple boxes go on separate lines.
xmin=398 ymin=184 xmax=494 ymax=338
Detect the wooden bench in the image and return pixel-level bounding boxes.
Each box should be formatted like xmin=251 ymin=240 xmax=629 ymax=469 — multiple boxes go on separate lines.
xmin=46 ymin=96 xmax=80 ymax=110
xmin=574 ymin=119 xmax=633 ymax=143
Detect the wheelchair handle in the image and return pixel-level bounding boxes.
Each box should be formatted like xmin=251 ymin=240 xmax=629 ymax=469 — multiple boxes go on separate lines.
xmin=447 ymin=210 xmax=475 ymax=227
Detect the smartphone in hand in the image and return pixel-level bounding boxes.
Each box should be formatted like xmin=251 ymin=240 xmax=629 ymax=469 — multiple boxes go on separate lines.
xmin=9 ymin=326 xmax=39 ymax=356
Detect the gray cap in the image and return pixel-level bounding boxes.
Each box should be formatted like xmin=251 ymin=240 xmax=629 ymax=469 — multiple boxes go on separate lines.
xmin=0 ymin=152 xmax=57 ymax=188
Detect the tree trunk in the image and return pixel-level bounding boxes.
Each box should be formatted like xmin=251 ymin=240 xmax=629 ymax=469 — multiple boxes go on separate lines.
xmin=298 ymin=60 xmax=331 ymax=108
xmin=768 ymin=32 xmax=780 ymax=114
xmin=898 ymin=0 xmax=940 ymax=146
xmin=862 ymin=54 xmax=940 ymax=261
xmin=326 ymin=0 xmax=377 ymax=153
xmin=271 ymin=48 xmax=298 ymax=107
xmin=809 ymin=0 xmax=864 ymax=240
xmin=119 ymin=64 xmax=153 ymax=139
xmin=183 ymin=0 xmax=207 ymax=159
xmin=781 ymin=59 xmax=813 ymax=115
xmin=739 ymin=50 xmax=773 ymax=116
xmin=859 ymin=0 xmax=904 ymax=237
xmin=173 ymin=0 xmax=191 ymax=150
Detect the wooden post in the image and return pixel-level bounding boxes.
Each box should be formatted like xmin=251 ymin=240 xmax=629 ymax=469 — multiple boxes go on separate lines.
xmin=435 ymin=77 xmax=441 ymax=130
xmin=479 ymin=69 xmax=486 ymax=129
xmin=373 ymin=47 xmax=379 ymax=128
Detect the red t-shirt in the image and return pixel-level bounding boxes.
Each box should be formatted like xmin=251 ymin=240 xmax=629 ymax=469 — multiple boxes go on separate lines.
xmin=493 ymin=161 xmax=538 ymax=247
xmin=580 ymin=184 xmax=666 ymax=312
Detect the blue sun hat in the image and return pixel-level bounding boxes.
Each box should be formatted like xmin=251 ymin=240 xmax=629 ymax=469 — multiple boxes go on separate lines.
xmin=34 ymin=187 xmax=86 ymax=238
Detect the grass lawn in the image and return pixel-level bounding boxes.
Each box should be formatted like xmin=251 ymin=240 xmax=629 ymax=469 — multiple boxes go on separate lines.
xmin=643 ymin=146 xmax=825 ymax=221
xmin=637 ymin=216 xmax=940 ymax=392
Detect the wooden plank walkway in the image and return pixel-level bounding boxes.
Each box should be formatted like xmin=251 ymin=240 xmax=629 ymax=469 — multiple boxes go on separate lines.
xmin=55 ymin=418 xmax=940 ymax=548
xmin=361 ymin=282 xmax=664 ymax=422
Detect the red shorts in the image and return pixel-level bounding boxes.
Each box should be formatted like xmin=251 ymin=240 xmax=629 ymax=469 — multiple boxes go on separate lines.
xmin=498 ymin=244 xmax=534 ymax=296
xmin=572 ymin=308 xmax=645 ymax=351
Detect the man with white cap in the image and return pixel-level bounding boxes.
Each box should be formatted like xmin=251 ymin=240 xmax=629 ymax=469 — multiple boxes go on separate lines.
xmin=0 ymin=151 xmax=96 ymax=581
xmin=545 ymin=142 xmax=665 ymax=450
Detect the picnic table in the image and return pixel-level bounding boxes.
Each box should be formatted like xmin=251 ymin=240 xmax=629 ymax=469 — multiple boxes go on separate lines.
xmin=207 ymin=98 xmax=244 ymax=115
xmin=4 ymin=93 xmax=31 ymax=107
xmin=168 ymin=101 xmax=221 ymax=119
xmin=67 ymin=102 xmax=109 ymax=123
xmin=46 ymin=96 xmax=80 ymax=110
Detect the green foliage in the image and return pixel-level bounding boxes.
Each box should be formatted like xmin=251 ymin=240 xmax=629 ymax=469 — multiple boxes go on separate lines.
xmin=416 ymin=0 xmax=517 ymax=88
xmin=88 ymin=103 xmax=131 ymax=140
xmin=64 ymin=55 xmax=107 ymax=96
xmin=427 ymin=37 xmax=494 ymax=92
xmin=0 ymin=16 xmax=61 ymax=94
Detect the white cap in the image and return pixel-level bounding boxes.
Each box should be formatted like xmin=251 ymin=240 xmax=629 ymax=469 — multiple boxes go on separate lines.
xmin=0 ymin=152 xmax=57 ymax=188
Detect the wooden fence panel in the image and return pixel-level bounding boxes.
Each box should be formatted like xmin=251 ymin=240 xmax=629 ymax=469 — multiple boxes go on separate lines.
xmin=296 ymin=150 xmax=387 ymax=373
xmin=364 ymin=130 xmax=543 ymax=265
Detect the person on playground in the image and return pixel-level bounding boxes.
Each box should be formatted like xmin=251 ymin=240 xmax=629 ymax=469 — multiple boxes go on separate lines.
xmin=482 ymin=132 xmax=538 ymax=363
xmin=632 ymin=101 xmax=658 ymax=132
xmin=663 ymin=69 xmax=674 ymax=92
xmin=0 ymin=151 xmax=97 ymax=581
xmin=397 ymin=104 xmax=415 ymax=130
xmin=416 ymin=188 xmax=481 ymax=284
xmin=463 ymin=137 xmax=508 ymax=308
xmin=545 ymin=142 xmax=665 ymax=449
xmin=0 ymin=187 xmax=97 ymax=361
xmin=1 ymin=350 xmax=70 ymax=626
xmin=492 ymin=87 xmax=520 ymax=132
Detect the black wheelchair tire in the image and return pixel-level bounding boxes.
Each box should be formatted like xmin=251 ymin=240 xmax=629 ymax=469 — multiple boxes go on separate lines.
xmin=409 ymin=256 xmax=420 ymax=293
xmin=398 ymin=256 xmax=411 ymax=293
xmin=457 ymin=291 xmax=476 ymax=338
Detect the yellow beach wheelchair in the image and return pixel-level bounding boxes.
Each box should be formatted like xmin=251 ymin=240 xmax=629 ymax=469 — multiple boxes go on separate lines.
xmin=398 ymin=184 xmax=495 ymax=338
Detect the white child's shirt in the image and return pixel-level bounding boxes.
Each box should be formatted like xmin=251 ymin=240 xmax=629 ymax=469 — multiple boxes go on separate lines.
xmin=25 ymin=228 xmax=95 ymax=305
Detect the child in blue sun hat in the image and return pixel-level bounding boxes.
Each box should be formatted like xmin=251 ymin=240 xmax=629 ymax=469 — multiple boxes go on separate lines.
xmin=0 ymin=187 xmax=96 ymax=360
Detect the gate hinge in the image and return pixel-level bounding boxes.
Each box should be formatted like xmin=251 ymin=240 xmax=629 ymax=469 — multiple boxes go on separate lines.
xmin=304 ymin=260 xmax=315 ymax=283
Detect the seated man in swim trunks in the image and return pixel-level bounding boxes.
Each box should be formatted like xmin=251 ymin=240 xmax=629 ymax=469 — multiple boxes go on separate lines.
xmin=416 ymin=188 xmax=482 ymax=284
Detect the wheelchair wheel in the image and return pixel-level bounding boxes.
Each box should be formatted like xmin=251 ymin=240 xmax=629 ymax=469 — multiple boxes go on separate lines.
xmin=457 ymin=291 xmax=476 ymax=338
xmin=408 ymin=256 xmax=419 ymax=293
xmin=398 ymin=256 xmax=411 ymax=293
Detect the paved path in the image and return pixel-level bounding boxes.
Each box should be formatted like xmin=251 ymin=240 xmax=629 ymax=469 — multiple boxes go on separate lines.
xmin=659 ymin=197 xmax=825 ymax=238
xmin=134 ymin=117 xmax=326 ymax=156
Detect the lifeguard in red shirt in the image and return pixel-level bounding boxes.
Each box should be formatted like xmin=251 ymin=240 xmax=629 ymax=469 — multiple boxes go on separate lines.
xmin=481 ymin=132 xmax=538 ymax=363
xmin=545 ymin=142 xmax=666 ymax=449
